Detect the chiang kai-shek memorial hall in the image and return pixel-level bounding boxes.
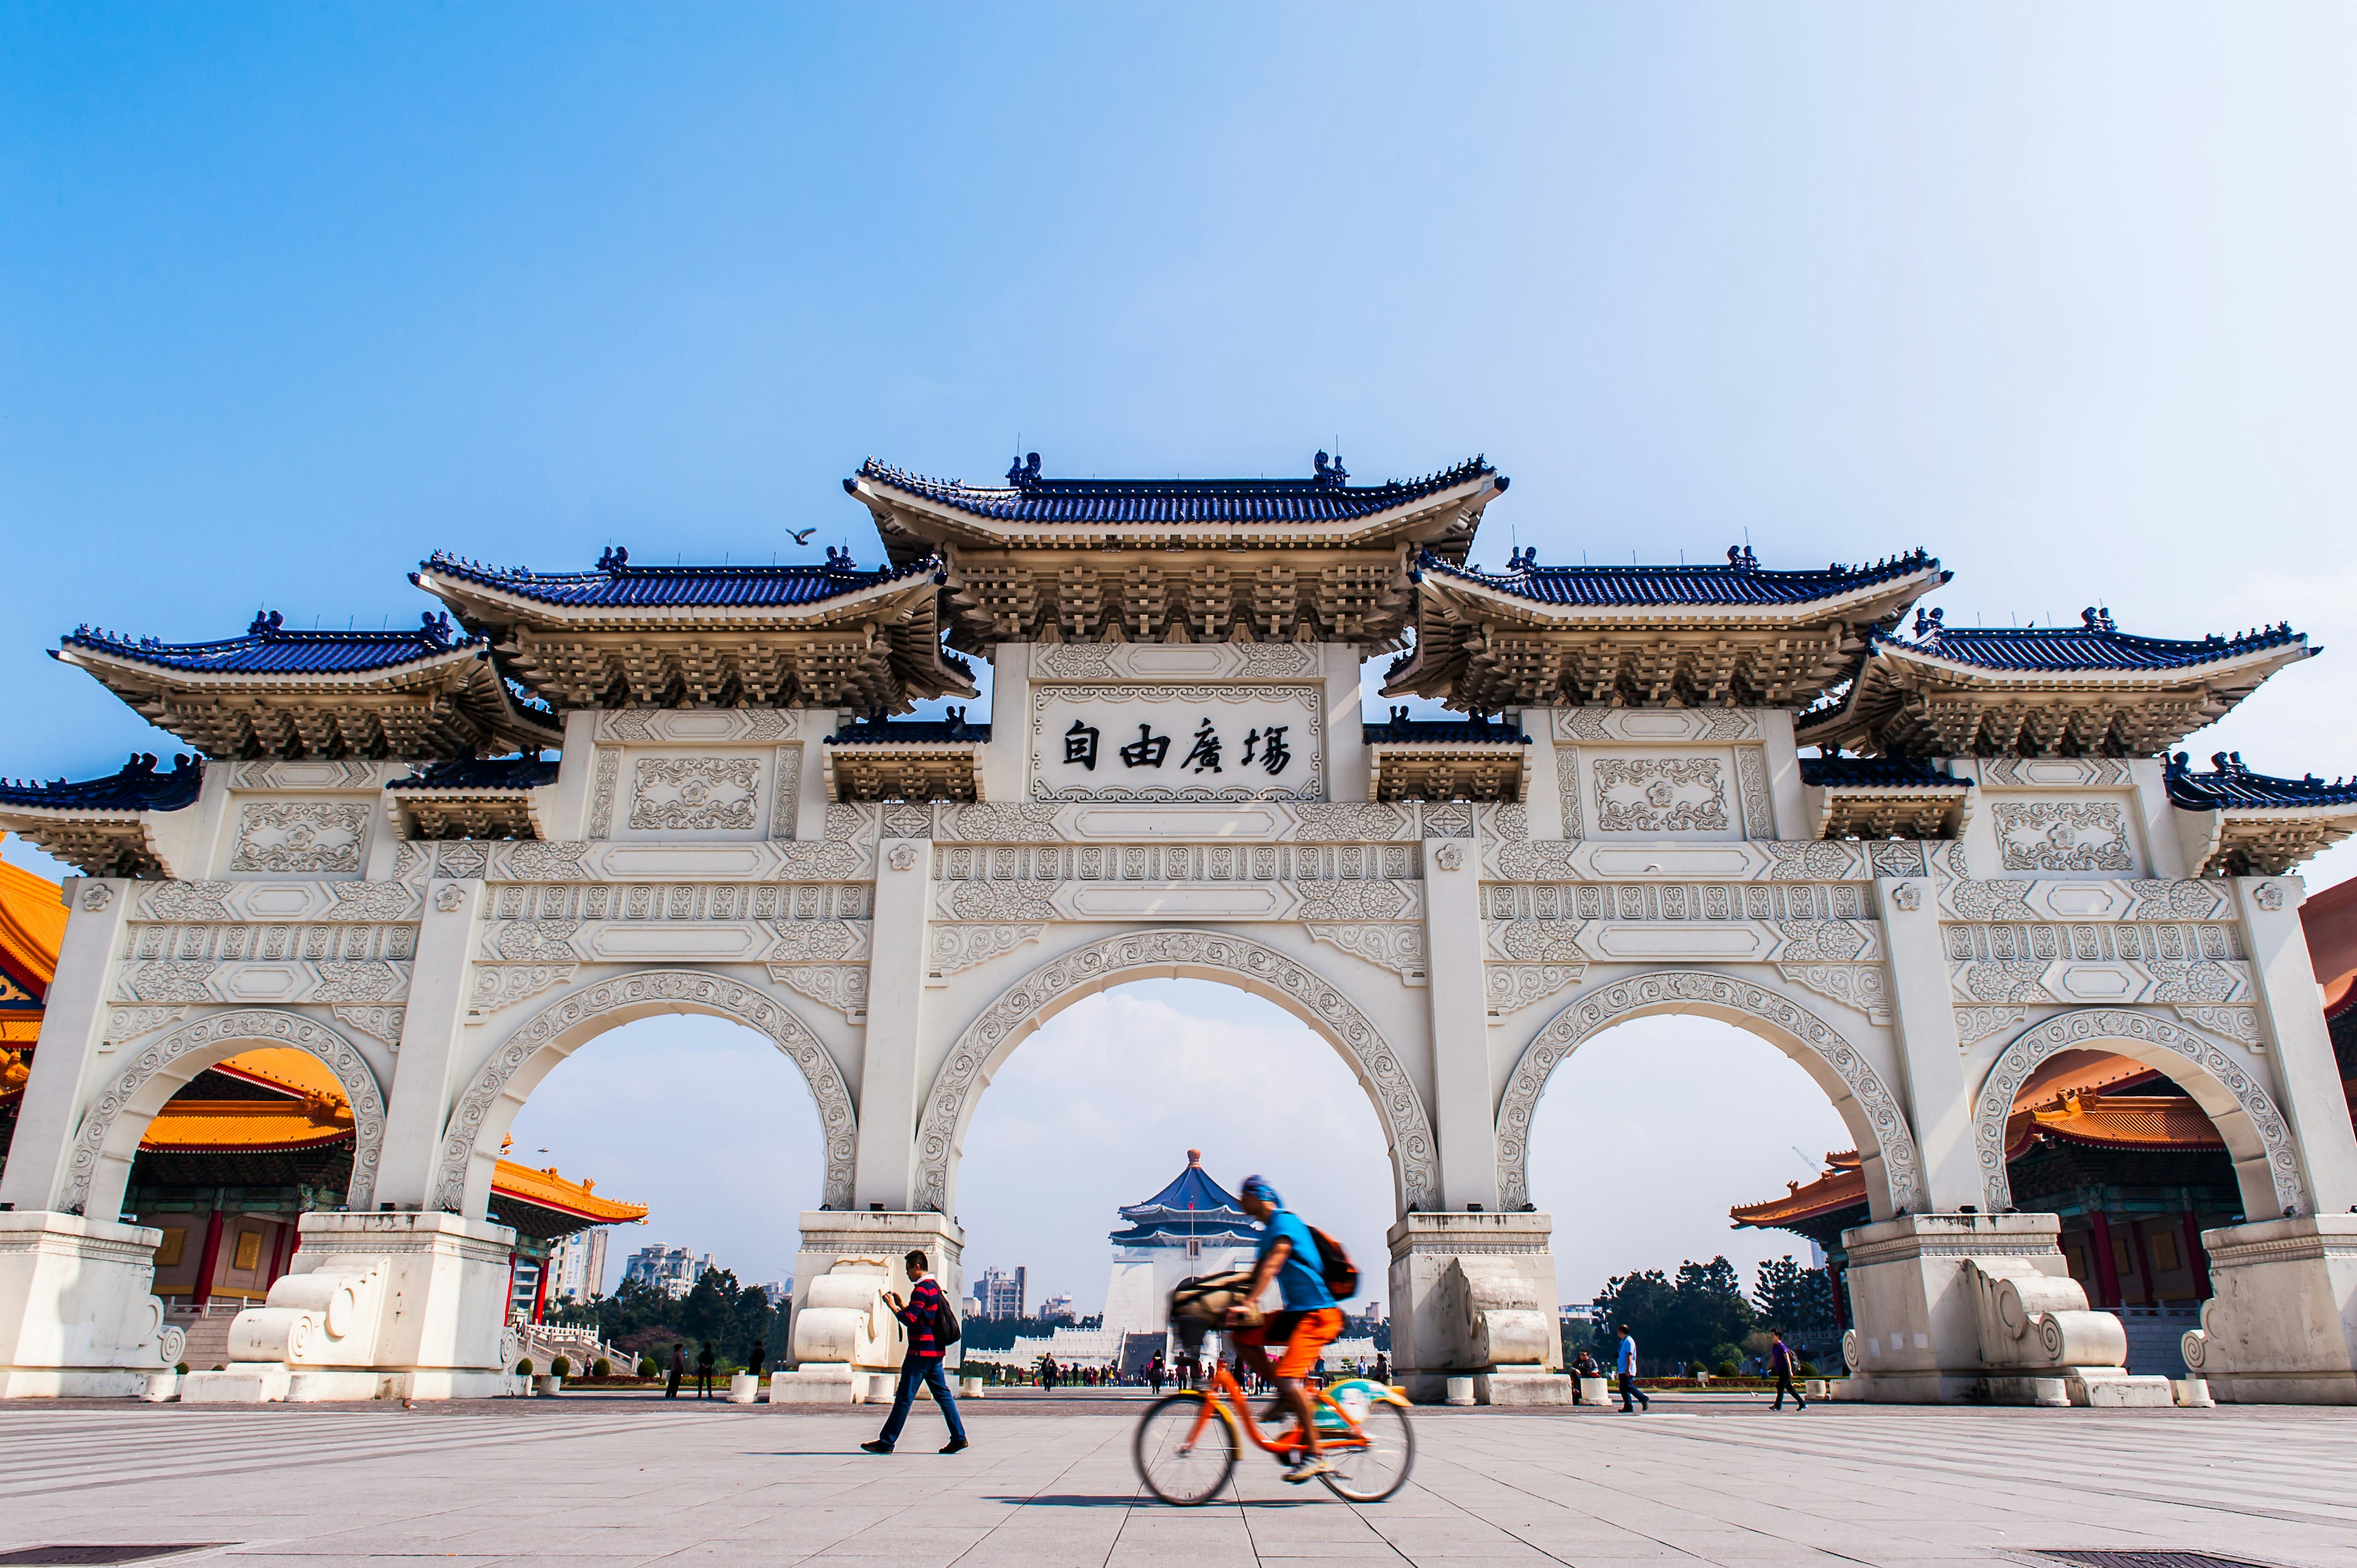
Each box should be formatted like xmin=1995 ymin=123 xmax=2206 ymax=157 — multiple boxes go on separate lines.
xmin=4 ymin=450 xmax=2357 ymax=1405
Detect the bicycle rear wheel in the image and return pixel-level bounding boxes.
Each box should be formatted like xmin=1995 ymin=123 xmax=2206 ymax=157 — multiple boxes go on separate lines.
xmin=1134 ymin=1394 xmax=1237 ymax=1506
xmin=1318 ymin=1400 xmax=1414 ymax=1502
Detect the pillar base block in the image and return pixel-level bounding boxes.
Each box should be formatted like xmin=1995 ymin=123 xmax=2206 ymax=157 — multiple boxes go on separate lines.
xmin=0 ymin=1211 xmax=180 ymax=1400
xmin=1385 ymin=1211 xmax=1564 ymax=1404
xmin=1839 ymin=1211 xmax=2069 ymax=1404
xmin=2183 ymin=1215 xmax=2357 ymax=1404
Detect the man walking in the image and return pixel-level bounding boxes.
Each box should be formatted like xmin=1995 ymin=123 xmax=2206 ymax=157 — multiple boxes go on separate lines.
xmin=1770 ymin=1331 xmax=1806 ymax=1411
xmin=697 ymin=1340 xmax=716 ymax=1399
xmin=862 ymin=1249 xmax=969 ymax=1456
xmin=665 ymin=1342 xmax=684 ymax=1399
xmin=1616 ymin=1323 xmax=1650 ymax=1413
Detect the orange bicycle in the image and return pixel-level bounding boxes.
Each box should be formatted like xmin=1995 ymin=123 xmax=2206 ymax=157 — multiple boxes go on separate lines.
xmin=1132 ymin=1358 xmax=1415 ymax=1505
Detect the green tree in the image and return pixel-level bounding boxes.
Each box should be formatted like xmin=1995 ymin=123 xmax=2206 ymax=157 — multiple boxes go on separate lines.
xmin=1752 ymin=1255 xmax=1835 ymax=1334
xmin=1592 ymin=1256 xmax=1758 ymax=1369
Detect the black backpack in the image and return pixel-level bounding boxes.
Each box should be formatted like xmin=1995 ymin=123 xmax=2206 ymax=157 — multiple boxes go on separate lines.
xmin=1306 ymin=1224 xmax=1358 ymax=1300
xmin=932 ymin=1294 xmax=962 ymax=1346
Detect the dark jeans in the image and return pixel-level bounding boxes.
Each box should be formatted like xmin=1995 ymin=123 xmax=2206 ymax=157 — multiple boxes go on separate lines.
xmin=1773 ymin=1370 xmax=1805 ymax=1408
xmin=878 ymin=1356 xmax=967 ymax=1447
xmin=1619 ymin=1371 xmax=1649 ymax=1411
xmin=665 ymin=1370 xmax=681 ymax=1398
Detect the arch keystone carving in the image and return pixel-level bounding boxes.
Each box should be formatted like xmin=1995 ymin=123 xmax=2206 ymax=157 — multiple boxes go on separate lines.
xmin=67 ymin=1008 xmax=386 ymax=1216
xmin=915 ymin=929 xmax=1438 ymax=1213
xmin=1496 ymin=970 xmax=1922 ymax=1216
xmin=1972 ymin=1008 xmax=2301 ymax=1217
xmin=436 ymin=970 xmax=856 ymax=1214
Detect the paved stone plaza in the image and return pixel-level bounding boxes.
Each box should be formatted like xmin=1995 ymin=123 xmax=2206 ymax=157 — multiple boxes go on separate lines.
xmin=3 ymin=1395 xmax=2353 ymax=1568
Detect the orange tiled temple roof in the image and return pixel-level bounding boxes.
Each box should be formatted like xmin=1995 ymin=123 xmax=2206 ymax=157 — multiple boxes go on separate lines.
xmin=0 ymin=846 xmax=64 ymax=1052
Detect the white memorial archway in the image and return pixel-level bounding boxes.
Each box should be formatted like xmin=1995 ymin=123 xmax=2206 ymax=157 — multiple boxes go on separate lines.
xmin=4 ymin=452 xmax=2356 ymax=1403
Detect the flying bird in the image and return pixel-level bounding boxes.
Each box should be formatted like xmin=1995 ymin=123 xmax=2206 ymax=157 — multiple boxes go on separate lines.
xmin=788 ymin=528 xmax=816 ymax=546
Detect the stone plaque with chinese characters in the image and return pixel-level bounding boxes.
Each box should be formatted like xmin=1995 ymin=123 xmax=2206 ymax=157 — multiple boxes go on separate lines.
xmin=1029 ymin=684 xmax=1325 ymax=801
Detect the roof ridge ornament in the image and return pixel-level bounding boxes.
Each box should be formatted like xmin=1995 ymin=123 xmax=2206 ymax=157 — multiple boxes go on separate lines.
xmin=247 ymin=609 xmax=285 ymax=637
xmin=1004 ymin=450 xmax=1043 ymax=490
xmin=1312 ymin=449 xmax=1349 ymax=487
xmin=595 ymin=546 xmax=629 ymax=572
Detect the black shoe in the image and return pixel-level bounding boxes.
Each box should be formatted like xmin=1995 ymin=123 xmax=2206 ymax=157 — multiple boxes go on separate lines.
xmin=940 ymin=1437 xmax=969 ymax=1454
xmin=860 ymin=1440 xmax=894 ymax=1454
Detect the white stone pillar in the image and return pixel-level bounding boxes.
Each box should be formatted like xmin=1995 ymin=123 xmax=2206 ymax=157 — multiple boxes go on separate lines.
xmin=1385 ymin=1212 xmax=1567 ymax=1404
xmin=374 ymin=879 xmax=485 ymax=1210
xmin=852 ymin=838 xmax=933 ymax=1210
xmin=0 ymin=879 xmax=131 ymax=1215
xmin=1420 ymin=836 xmax=1496 ymax=1212
xmin=1323 ymin=643 xmax=1369 ymax=803
xmin=1838 ymin=1211 xmax=2062 ymax=1400
xmin=1519 ymin=711 xmax=1564 ymax=840
xmin=2240 ymin=876 xmax=2357 ymax=1213
xmin=1875 ymin=873 xmax=1981 ymax=1211
xmin=2184 ymin=1214 xmax=2357 ymax=1404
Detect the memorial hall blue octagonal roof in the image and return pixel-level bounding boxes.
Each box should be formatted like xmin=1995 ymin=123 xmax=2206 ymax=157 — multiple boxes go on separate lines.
xmin=1109 ymin=1151 xmax=1260 ymax=1247
xmin=855 ymin=454 xmax=1501 ymax=524
xmin=417 ymin=549 xmax=943 ymax=609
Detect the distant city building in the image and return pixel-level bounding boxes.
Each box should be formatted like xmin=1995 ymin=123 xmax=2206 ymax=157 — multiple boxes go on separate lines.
xmin=622 ymin=1244 xmax=708 ymax=1298
xmin=1039 ymin=1294 xmax=1075 ymax=1323
xmin=549 ymin=1228 xmax=612 ymax=1301
xmin=759 ymin=1280 xmax=790 ymax=1306
xmin=977 ymin=1265 xmax=1026 ymax=1319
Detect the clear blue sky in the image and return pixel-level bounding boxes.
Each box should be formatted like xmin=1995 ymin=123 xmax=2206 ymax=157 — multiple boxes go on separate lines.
xmin=7 ymin=6 xmax=2354 ymax=1302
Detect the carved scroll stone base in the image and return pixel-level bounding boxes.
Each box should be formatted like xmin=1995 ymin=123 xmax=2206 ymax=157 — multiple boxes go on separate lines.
xmin=1384 ymin=1211 xmax=1568 ymax=1405
xmin=0 ymin=1211 xmax=180 ymax=1399
xmin=1837 ymin=1211 xmax=2070 ymax=1404
xmin=2185 ymin=1215 xmax=2357 ymax=1405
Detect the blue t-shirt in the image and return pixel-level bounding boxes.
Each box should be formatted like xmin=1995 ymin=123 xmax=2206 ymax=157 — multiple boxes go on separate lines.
xmin=1259 ymin=1210 xmax=1336 ymax=1311
xmin=1617 ymin=1335 xmax=1637 ymax=1374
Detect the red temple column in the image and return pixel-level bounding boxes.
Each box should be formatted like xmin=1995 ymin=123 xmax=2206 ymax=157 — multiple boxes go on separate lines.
xmin=2126 ymin=1220 xmax=2158 ymax=1307
xmin=266 ymin=1219 xmax=296 ymax=1288
xmin=2182 ymin=1210 xmax=2213 ymax=1298
xmin=1827 ymin=1261 xmax=1849 ymax=1331
xmin=2088 ymin=1211 xmax=2122 ymax=1308
xmin=530 ymin=1255 xmax=551 ymax=1325
xmin=189 ymin=1206 xmax=227 ymax=1310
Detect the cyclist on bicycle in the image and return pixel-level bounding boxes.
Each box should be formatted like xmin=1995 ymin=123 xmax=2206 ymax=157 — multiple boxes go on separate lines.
xmin=1227 ymin=1175 xmax=1345 ymax=1483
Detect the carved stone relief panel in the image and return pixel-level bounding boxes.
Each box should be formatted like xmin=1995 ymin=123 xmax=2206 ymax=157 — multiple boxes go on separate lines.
xmin=1585 ymin=754 xmax=1736 ymax=838
xmin=1304 ymin=922 xmax=1428 ymax=984
xmin=1030 ymin=641 xmax=1321 ymax=681
xmin=1554 ymin=709 xmax=1762 ymax=742
xmin=627 ymin=755 xmax=765 ymax=833
xmin=227 ymin=760 xmax=401 ymax=790
xmin=767 ymin=963 xmax=869 ymax=1021
xmin=770 ymin=744 xmax=803 ymax=838
xmin=1991 ymin=799 xmax=2138 ymax=874
xmin=231 ymin=800 xmax=371 ymax=874
xmin=1485 ymin=963 xmax=1587 ymax=1014
xmin=926 ymin=922 xmax=1046 ymax=981
xmin=597 ymin=709 xmax=797 ymax=743
xmin=1554 ymin=745 xmax=1583 ymax=838
xmin=1978 ymin=758 xmax=2131 ymax=789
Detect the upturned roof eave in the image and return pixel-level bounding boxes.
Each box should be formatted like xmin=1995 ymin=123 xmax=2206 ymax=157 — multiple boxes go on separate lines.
xmin=1412 ymin=558 xmax=1942 ymax=627
xmin=1864 ymin=635 xmax=2312 ymax=689
xmin=414 ymin=562 xmax=946 ymax=631
xmin=851 ymin=470 xmax=1500 ymax=550
xmin=56 ymin=638 xmax=497 ymax=690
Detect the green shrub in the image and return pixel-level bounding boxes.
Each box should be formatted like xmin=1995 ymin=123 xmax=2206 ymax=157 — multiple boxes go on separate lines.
xmin=1798 ymin=1360 xmax=1818 ymax=1376
xmin=592 ymin=1358 xmax=611 ymax=1378
xmin=638 ymin=1355 xmax=659 ymax=1378
xmin=1714 ymin=1359 xmax=1738 ymax=1378
xmin=1686 ymin=1361 xmax=1708 ymax=1378
xmin=516 ymin=1358 xmax=534 ymax=1376
xmin=550 ymin=1355 xmax=571 ymax=1378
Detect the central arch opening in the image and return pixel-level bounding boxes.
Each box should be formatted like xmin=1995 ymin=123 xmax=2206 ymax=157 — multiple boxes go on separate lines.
xmin=1523 ymin=1012 xmax=1856 ymax=1380
xmin=951 ymin=978 xmax=1395 ymax=1381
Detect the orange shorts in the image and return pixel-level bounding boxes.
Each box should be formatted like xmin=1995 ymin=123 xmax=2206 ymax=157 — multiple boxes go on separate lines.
xmin=1274 ymin=1306 xmax=1345 ymax=1380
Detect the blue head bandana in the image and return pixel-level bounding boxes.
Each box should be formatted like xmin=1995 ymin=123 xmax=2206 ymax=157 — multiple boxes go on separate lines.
xmin=1240 ymin=1175 xmax=1281 ymax=1208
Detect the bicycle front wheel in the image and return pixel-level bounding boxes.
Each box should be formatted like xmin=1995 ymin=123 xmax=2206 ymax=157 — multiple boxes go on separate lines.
xmin=1134 ymin=1394 xmax=1237 ymax=1506
xmin=1319 ymin=1400 xmax=1415 ymax=1503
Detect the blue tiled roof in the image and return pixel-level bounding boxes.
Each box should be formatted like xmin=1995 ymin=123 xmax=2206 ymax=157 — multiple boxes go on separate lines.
xmin=1363 ymin=712 xmax=1531 ymax=744
xmin=2165 ymin=752 xmax=2357 ymax=810
xmin=1121 ymin=1158 xmax=1248 ymax=1221
xmin=417 ymin=546 xmax=945 ymax=609
xmin=0 ymin=754 xmax=201 ymax=813
xmin=1798 ymin=755 xmax=1967 ymax=789
xmin=60 ymin=612 xmax=476 ymax=676
xmin=390 ymin=755 xmax=560 ymax=792
xmin=1418 ymin=546 xmax=1941 ymax=608
xmin=853 ymin=452 xmax=1501 ymax=524
xmin=826 ymin=709 xmax=989 ymax=744
xmin=1885 ymin=609 xmax=2306 ymax=672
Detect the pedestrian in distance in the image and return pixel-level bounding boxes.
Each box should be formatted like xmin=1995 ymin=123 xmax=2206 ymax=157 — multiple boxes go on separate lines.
xmin=697 ymin=1340 xmax=716 ymax=1399
xmin=665 ymin=1342 xmax=684 ymax=1399
xmin=749 ymin=1337 xmax=766 ymax=1379
xmin=862 ymin=1249 xmax=969 ymax=1456
xmin=1616 ymin=1323 xmax=1650 ymax=1413
xmin=1770 ymin=1331 xmax=1806 ymax=1411
xmin=1374 ymin=1353 xmax=1389 ymax=1385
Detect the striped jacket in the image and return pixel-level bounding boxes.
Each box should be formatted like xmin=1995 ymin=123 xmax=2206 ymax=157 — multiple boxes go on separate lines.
xmin=897 ymin=1275 xmax=946 ymax=1358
